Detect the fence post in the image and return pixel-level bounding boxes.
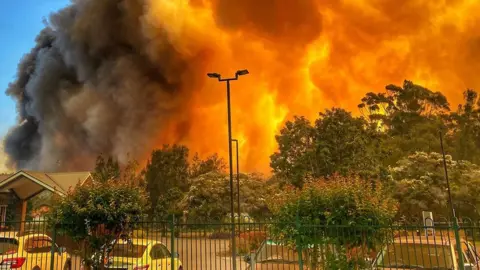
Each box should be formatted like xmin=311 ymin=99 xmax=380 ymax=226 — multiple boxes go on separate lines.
xmin=453 ymin=218 xmax=465 ymax=270
xmin=296 ymin=212 xmax=304 ymax=270
xmin=50 ymin=223 xmax=57 ymax=270
xmin=170 ymin=216 xmax=175 ymax=270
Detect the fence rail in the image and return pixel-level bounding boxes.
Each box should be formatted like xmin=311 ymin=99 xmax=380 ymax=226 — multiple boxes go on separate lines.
xmin=0 ymin=219 xmax=479 ymax=269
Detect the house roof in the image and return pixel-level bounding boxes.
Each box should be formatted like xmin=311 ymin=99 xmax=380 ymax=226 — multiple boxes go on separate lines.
xmin=0 ymin=170 xmax=91 ymax=200
xmin=25 ymin=171 xmax=91 ymax=193
xmin=0 ymin=174 xmax=10 ymax=183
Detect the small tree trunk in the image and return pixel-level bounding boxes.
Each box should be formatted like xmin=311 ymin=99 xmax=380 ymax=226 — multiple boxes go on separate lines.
xmin=98 ymin=245 xmax=106 ymax=270
xmin=310 ymin=244 xmax=319 ymax=269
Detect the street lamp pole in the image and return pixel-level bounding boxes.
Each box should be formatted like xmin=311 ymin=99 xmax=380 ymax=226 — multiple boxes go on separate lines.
xmin=207 ymin=69 xmax=249 ymax=270
xmin=232 ymin=139 xmax=240 ymax=219
xmin=439 ymin=131 xmax=465 ymax=268
xmin=439 ymin=131 xmax=456 ymax=220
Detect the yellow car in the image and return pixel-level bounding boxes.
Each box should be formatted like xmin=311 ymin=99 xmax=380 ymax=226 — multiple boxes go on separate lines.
xmin=0 ymin=231 xmax=70 ymax=270
xmin=106 ymin=238 xmax=182 ymax=270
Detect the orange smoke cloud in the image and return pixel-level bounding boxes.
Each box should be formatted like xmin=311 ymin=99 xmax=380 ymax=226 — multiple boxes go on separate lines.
xmin=141 ymin=0 xmax=480 ymax=173
xmin=5 ymin=0 xmax=480 ymax=174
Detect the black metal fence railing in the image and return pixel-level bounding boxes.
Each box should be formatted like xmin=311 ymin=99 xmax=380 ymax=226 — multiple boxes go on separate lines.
xmin=0 ymin=219 xmax=480 ymax=269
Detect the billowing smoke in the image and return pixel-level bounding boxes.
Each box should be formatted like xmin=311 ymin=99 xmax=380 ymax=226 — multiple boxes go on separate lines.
xmin=4 ymin=0 xmax=480 ymax=172
xmin=0 ymin=140 xmax=10 ymax=173
xmin=4 ymin=0 xmax=209 ymax=171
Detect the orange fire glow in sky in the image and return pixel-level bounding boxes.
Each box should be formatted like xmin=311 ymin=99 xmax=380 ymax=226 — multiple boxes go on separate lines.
xmin=140 ymin=0 xmax=480 ymax=173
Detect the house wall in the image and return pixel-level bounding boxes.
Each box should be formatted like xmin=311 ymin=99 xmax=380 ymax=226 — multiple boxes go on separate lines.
xmin=0 ymin=190 xmax=54 ymax=225
xmin=0 ymin=193 xmax=22 ymax=224
xmin=28 ymin=190 xmax=53 ymax=211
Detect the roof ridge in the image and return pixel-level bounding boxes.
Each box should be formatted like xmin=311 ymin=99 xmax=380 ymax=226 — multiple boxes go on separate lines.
xmin=44 ymin=173 xmax=66 ymax=192
xmin=45 ymin=171 xmax=92 ymax=175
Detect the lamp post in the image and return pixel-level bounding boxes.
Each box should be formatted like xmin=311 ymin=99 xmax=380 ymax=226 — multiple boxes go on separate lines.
xmin=232 ymin=139 xmax=240 ymax=219
xmin=439 ymin=131 xmax=455 ymax=220
xmin=439 ymin=131 xmax=465 ymax=268
xmin=207 ymin=69 xmax=249 ymax=270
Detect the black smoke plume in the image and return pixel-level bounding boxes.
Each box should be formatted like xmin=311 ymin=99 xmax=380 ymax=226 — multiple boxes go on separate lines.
xmin=3 ymin=0 xmax=202 ymax=171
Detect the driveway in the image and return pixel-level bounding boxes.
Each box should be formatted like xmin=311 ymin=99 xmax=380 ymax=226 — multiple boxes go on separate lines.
xmin=65 ymin=236 xmax=247 ymax=270
xmin=164 ymin=236 xmax=245 ymax=270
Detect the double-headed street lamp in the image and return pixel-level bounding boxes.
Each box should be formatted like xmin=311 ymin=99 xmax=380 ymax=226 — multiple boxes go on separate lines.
xmin=231 ymin=139 xmax=240 ymax=219
xmin=207 ymin=69 xmax=249 ymax=270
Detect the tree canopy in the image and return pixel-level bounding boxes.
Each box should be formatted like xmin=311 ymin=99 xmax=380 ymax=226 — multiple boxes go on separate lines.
xmin=178 ymin=172 xmax=270 ymax=222
xmin=271 ymin=108 xmax=385 ymax=187
xmin=143 ymin=145 xmax=190 ymax=216
xmin=389 ymin=152 xmax=480 ymax=219
xmin=78 ymin=79 xmax=480 ymax=226
xmin=92 ymin=154 xmax=120 ymax=183
xmin=48 ymin=179 xmax=148 ymax=268
xmin=268 ymin=175 xmax=397 ymax=268
xmin=269 ymin=80 xmax=480 ymax=219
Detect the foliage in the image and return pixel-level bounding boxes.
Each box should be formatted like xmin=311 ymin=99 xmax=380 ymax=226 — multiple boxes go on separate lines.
xmin=153 ymin=187 xmax=184 ymax=221
xmin=91 ymin=153 xmax=142 ymax=186
xmin=48 ymin=179 xmax=148 ymax=268
xmin=270 ymin=116 xmax=315 ymax=187
xmin=390 ymin=151 xmax=480 ymax=219
xmin=178 ymin=172 xmax=270 ymax=222
xmin=92 ymin=154 xmax=120 ymax=183
xmin=271 ymin=108 xmax=384 ymax=187
xmin=358 ymin=80 xmax=450 ymax=165
xmin=178 ymin=172 xmax=229 ymax=222
xmin=121 ymin=154 xmax=143 ymax=185
xmin=358 ymin=80 xmax=449 ymax=129
xmin=312 ymin=108 xmax=384 ymax=179
xmin=324 ymin=246 xmax=350 ymax=270
xmin=189 ymin=153 xmax=227 ymax=178
xmin=448 ymin=89 xmax=480 ymax=163
xmin=268 ymin=175 xmax=397 ymax=268
xmin=143 ymin=145 xmax=190 ymax=216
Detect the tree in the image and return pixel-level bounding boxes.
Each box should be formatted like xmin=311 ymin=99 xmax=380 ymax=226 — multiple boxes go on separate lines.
xmin=143 ymin=145 xmax=189 ymax=217
xmin=358 ymin=80 xmax=450 ymax=165
xmin=178 ymin=172 xmax=271 ymax=222
xmin=92 ymin=154 xmax=120 ymax=183
xmin=189 ymin=153 xmax=227 ymax=178
xmin=358 ymin=80 xmax=450 ymax=129
xmin=153 ymin=187 xmax=184 ymax=222
xmin=270 ymin=109 xmax=384 ymax=187
xmin=390 ymin=151 xmax=480 ymax=219
xmin=448 ymin=89 xmax=480 ymax=163
xmin=312 ymin=108 xmax=383 ymax=179
xmin=121 ymin=154 xmax=143 ymax=186
xmin=268 ymin=175 xmax=397 ymax=269
xmin=48 ymin=179 xmax=148 ymax=269
xmin=270 ymin=116 xmax=315 ymax=187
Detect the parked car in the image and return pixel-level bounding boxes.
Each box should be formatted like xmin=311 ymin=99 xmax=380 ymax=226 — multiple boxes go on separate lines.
xmin=243 ymin=240 xmax=370 ymax=270
xmin=372 ymin=236 xmax=480 ymax=269
xmin=0 ymin=231 xmax=70 ymax=270
xmin=104 ymin=238 xmax=182 ymax=270
xmin=243 ymin=240 xmax=308 ymax=269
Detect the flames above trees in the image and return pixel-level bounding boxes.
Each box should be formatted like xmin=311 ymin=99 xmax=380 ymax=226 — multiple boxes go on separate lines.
xmin=3 ymin=0 xmax=480 ymax=172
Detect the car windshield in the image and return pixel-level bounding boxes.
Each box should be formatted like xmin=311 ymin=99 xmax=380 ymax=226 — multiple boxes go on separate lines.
xmin=255 ymin=242 xmax=301 ymax=264
xmin=110 ymin=244 xmax=147 ymax=258
xmin=375 ymin=243 xmax=454 ymax=269
xmin=0 ymin=238 xmax=18 ymax=255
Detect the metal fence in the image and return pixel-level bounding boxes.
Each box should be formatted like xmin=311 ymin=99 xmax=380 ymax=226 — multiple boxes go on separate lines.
xmin=1 ymin=219 xmax=480 ymax=269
